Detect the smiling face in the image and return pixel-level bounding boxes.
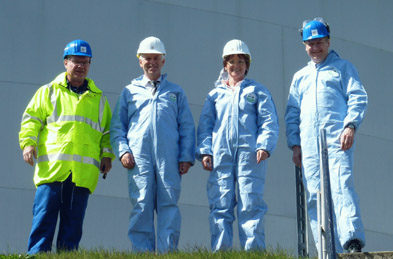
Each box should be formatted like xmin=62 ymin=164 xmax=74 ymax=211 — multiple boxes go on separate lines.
xmin=139 ymin=53 xmax=165 ymax=81
xmin=64 ymin=55 xmax=91 ymax=86
xmin=224 ymin=54 xmax=249 ymax=83
xmin=304 ymin=37 xmax=330 ymax=64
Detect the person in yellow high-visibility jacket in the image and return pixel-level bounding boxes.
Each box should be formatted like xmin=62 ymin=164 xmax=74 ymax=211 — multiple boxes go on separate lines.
xmin=19 ymin=39 xmax=114 ymax=254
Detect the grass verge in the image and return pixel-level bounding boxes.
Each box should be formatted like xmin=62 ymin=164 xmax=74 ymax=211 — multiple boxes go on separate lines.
xmin=0 ymin=248 xmax=297 ymax=259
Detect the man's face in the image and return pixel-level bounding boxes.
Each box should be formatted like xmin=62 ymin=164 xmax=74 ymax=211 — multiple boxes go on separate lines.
xmin=304 ymin=37 xmax=330 ymax=64
xmin=64 ymin=56 xmax=91 ymax=85
xmin=139 ymin=54 xmax=165 ymax=80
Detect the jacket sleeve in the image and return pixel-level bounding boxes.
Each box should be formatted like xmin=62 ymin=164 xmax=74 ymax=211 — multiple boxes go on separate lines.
xmin=100 ymin=96 xmax=115 ymax=160
xmin=256 ymin=87 xmax=279 ymax=155
xmin=285 ymin=76 xmax=301 ymax=149
xmin=342 ymin=64 xmax=368 ymax=129
xmin=196 ymin=93 xmax=216 ymax=161
xmin=19 ymin=85 xmax=51 ymax=149
xmin=110 ymin=89 xmax=132 ymax=159
xmin=177 ymin=90 xmax=196 ymax=164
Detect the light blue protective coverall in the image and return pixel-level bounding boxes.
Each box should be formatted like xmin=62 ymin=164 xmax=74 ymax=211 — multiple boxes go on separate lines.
xmin=285 ymin=50 xmax=367 ymax=252
xmin=197 ymin=77 xmax=279 ymax=251
xmin=110 ymin=74 xmax=195 ymax=253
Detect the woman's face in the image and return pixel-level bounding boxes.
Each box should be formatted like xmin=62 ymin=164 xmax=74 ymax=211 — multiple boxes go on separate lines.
xmin=224 ymin=54 xmax=247 ymax=82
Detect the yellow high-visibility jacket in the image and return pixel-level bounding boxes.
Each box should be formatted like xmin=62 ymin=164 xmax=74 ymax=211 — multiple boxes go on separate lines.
xmin=19 ymin=72 xmax=115 ymax=193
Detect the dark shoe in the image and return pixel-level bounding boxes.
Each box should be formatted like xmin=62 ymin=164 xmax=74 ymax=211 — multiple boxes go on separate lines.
xmin=347 ymin=239 xmax=362 ymax=253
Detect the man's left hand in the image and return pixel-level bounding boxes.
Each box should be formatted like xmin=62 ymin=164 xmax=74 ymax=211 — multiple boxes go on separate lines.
xmin=179 ymin=162 xmax=191 ymax=175
xmin=340 ymin=127 xmax=355 ymax=151
xmin=100 ymin=157 xmax=112 ymax=175
xmin=256 ymin=149 xmax=269 ymax=163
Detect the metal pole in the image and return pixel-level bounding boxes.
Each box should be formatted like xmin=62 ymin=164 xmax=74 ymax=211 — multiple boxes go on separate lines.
xmin=296 ymin=166 xmax=309 ymax=257
xmin=319 ymin=129 xmax=337 ymax=259
xmin=317 ymin=191 xmax=323 ymax=259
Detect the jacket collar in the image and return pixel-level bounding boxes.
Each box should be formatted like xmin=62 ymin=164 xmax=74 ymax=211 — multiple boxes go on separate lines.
xmin=53 ymin=72 xmax=102 ymax=93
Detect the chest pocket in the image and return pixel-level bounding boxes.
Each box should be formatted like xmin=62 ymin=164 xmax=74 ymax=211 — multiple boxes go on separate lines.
xmin=156 ymin=91 xmax=178 ymax=119
xmin=239 ymin=91 xmax=257 ymax=113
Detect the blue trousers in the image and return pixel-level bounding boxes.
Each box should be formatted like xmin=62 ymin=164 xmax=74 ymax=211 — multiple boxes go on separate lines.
xmin=27 ymin=174 xmax=90 ymax=254
xmin=208 ymin=149 xmax=267 ymax=251
xmin=127 ymin=159 xmax=181 ymax=253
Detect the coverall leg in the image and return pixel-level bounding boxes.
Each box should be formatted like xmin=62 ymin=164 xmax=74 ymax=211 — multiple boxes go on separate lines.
xmin=236 ymin=149 xmax=267 ymax=251
xmin=328 ymin=147 xmax=365 ymax=250
xmin=156 ymin=158 xmax=181 ymax=253
xmin=303 ymin=142 xmax=365 ymax=252
xmin=207 ymin=152 xmax=236 ymax=251
xmin=127 ymin=156 xmax=156 ymax=252
xmin=304 ymin=169 xmax=343 ymax=253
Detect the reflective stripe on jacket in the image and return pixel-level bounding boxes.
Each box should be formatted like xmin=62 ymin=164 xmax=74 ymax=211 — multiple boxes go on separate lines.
xmin=19 ymin=72 xmax=115 ymax=193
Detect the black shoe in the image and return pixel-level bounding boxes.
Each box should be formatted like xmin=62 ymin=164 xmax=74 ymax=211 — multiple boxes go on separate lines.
xmin=347 ymin=239 xmax=362 ymax=253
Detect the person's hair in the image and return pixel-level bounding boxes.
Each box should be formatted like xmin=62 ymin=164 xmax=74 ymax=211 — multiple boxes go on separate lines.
xmin=223 ymin=54 xmax=250 ymax=75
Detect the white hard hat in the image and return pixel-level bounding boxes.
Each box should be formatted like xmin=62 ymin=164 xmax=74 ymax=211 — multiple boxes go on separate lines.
xmin=137 ymin=36 xmax=166 ymax=58
xmin=222 ymin=39 xmax=251 ymax=59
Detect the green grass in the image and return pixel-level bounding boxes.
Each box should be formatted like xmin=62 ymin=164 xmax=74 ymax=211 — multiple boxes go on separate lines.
xmin=0 ymin=248 xmax=297 ymax=259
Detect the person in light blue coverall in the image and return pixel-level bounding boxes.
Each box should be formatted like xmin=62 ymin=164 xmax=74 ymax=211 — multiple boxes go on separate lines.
xmin=110 ymin=37 xmax=195 ymax=253
xmin=285 ymin=18 xmax=367 ymax=253
xmin=197 ymin=39 xmax=279 ymax=251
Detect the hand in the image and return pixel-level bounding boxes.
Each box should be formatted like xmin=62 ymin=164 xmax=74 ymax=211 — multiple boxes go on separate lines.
xmin=179 ymin=162 xmax=191 ymax=175
xmin=23 ymin=146 xmax=37 ymax=166
xmin=256 ymin=149 xmax=269 ymax=163
xmin=201 ymin=155 xmax=213 ymax=171
xmin=121 ymin=152 xmax=135 ymax=169
xmin=292 ymin=146 xmax=302 ymax=168
xmin=100 ymin=157 xmax=112 ymax=175
xmin=341 ymin=127 xmax=355 ymax=151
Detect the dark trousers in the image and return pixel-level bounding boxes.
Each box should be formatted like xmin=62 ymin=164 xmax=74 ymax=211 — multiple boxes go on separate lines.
xmin=27 ymin=174 xmax=90 ymax=254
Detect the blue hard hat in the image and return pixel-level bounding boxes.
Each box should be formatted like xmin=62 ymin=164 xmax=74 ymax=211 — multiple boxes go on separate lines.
xmin=301 ymin=20 xmax=330 ymax=41
xmin=63 ymin=39 xmax=92 ymax=59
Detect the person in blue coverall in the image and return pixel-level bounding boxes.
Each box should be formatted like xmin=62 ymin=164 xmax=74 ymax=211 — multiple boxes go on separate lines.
xmin=196 ymin=39 xmax=279 ymax=251
xmin=110 ymin=36 xmax=195 ymax=253
xmin=285 ymin=18 xmax=367 ymax=253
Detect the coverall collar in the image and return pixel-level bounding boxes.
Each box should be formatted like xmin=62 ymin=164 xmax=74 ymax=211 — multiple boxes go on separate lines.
xmin=309 ymin=50 xmax=340 ymax=68
xmin=133 ymin=74 xmax=168 ymax=87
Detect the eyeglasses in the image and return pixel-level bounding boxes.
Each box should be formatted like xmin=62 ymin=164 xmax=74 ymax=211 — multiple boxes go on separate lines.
xmin=303 ymin=37 xmax=329 ymax=47
xmin=67 ymin=58 xmax=91 ymax=66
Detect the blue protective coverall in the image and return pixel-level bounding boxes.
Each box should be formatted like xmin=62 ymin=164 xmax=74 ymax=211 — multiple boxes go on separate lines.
xmin=196 ymin=77 xmax=279 ymax=251
xmin=110 ymin=74 xmax=195 ymax=253
xmin=285 ymin=50 xmax=367 ymax=252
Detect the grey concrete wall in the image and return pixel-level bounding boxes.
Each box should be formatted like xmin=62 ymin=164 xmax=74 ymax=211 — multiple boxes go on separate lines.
xmin=1 ymin=0 xmax=392 ymax=255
